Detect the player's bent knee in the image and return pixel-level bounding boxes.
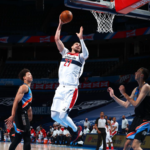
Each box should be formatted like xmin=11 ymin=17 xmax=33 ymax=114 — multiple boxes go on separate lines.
xmin=131 ymin=144 xmax=138 ymax=150
xmin=51 ymin=111 xmax=58 ymax=120
xmin=59 ymin=112 xmax=66 ymax=120
xmin=131 ymin=140 xmax=141 ymax=150
xmin=123 ymin=140 xmax=132 ymax=150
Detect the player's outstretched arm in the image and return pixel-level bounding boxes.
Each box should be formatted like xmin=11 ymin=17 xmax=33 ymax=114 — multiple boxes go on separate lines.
xmin=107 ymin=87 xmax=130 ymax=108
xmin=76 ymin=26 xmax=89 ymax=60
xmin=54 ymin=19 xmax=65 ymax=52
xmin=119 ymin=84 xmax=149 ymax=107
xmin=5 ymin=85 xmax=28 ymax=128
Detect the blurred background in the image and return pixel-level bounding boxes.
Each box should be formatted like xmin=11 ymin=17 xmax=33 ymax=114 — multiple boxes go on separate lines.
xmin=0 ymin=0 xmax=150 ymax=133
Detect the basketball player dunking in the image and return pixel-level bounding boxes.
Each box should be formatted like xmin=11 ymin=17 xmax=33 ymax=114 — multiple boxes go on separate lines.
xmin=51 ymin=19 xmax=89 ymax=142
xmin=108 ymin=67 xmax=150 ymax=150
xmin=5 ymin=69 xmax=33 ymax=150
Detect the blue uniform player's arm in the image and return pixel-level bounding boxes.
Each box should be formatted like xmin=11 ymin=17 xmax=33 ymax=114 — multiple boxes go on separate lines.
xmin=5 ymin=85 xmax=28 ymax=127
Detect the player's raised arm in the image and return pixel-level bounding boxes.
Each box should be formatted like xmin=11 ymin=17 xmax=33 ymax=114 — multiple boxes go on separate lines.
xmin=54 ymin=19 xmax=65 ymax=52
xmin=76 ymin=26 xmax=89 ymax=60
xmin=5 ymin=85 xmax=28 ymax=126
xmin=119 ymin=84 xmax=149 ymax=107
xmin=107 ymin=86 xmax=136 ymax=108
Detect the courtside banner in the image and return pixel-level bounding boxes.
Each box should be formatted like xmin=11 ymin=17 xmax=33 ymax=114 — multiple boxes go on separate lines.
xmin=84 ymin=134 xmax=150 ymax=149
xmin=113 ymin=135 xmax=150 ymax=149
xmin=140 ymin=136 xmax=150 ymax=148
xmin=0 ymin=27 xmax=150 ymax=43
xmin=84 ymin=134 xmax=99 ymax=146
xmin=31 ymin=81 xmax=109 ymax=90
xmin=113 ymin=135 xmax=126 ymax=147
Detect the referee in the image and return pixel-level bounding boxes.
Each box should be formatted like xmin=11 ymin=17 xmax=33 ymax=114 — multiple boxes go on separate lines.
xmin=95 ymin=112 xmax=111 ymax=150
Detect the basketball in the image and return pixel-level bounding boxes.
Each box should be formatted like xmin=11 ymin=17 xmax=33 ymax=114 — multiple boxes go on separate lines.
xmin=60 ymin=10 xmax=73 ymax=24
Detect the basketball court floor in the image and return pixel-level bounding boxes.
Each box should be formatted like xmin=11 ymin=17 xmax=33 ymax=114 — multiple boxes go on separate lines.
xmin=0 ymin=142 xmax=119 ymax=150
xmin=0 ymin=142 xmax=95 ymax=150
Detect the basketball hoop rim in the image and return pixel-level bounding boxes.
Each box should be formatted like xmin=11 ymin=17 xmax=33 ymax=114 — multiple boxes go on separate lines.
xmin=92 ymin=10 xmax=103 ymax=14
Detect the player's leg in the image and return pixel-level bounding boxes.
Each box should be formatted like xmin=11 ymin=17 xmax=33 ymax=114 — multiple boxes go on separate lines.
xmin=106 ymin=138 xmax=109 ymax=149
xmin=132 ymin=123 xmax=150 ymax=150
xmin=22 ymin=131 xmax=31 ymax=150
xmin=51 ymin=86 xmax=68 ymax=127
xmin=59 ymin=87 xmax=82 ymax=142
xmin=131 ymin=139 xmax=142 ymax=150
xmin=59 ymin=111 xmax=77 ymax=132
xmin=51 ymin=111 xmax=68 ymax=127
xmin=123 ymin=138 xmax=133 ymax=150
xmin=59 ymin=87 xmax=78 ymax=132
xmin=109 ymin=138 xmax=114 ymax=149
xmin=124 ymin=116 xmax=140 ymax=150
xmin=9 ymin=133 xmax=22 ymax=150
xmin=107 ymin=136 xmax=114 ymax=149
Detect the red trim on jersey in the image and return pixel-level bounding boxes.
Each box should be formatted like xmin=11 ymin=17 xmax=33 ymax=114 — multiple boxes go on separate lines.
xmin=67 ymin=52 xmax=79 ymax=56
xmin=22 ymin=97 xmax=32 ymax=108
xmin=7 ymin=129 xmax=10 ymax=133
xmin=69 ymin=88 xmax=78 ymax=109
xmin=112 ymin=131 xmax=117 ymax=136
xmin=17 ymin=128 xmax=24 ymax=132
xmin=135 ymin=122 xmax=150 ymax=130
xmin=39 ymin=129 xmax=47 ymax=138
xmin=126 ymin=131 xmax=136 ymax=138
xmin=31 ymin=129 xmax=36 ymax=137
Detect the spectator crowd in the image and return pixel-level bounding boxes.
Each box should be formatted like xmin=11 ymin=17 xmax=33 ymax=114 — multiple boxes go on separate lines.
xmin=1 ymin=114 xmax=130 ymax=148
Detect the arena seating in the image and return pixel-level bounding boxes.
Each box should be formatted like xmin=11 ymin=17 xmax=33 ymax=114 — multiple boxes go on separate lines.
xmin=0 ymin=4 xmax=49 ymax=35
xmin=0 ymin=59 xmax=119 ymax=78
xmin=46 ymin=5 xmax=95 ymax=35
xmin=0 ymin=3 xmax=95 ymax=35
xmin=0 ymin=62 xmax=58 ymax=79
xmin=109 ymin=56 xmax=150 ymax=76
xmin=84 ymin=60 xmax=119 ymax=76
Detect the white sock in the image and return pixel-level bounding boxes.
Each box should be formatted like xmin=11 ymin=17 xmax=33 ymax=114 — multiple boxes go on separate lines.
xmin=107 ymin=143 xmax=109 ymax=147
xmin=111 ymin=143 xmax=113 ymax=147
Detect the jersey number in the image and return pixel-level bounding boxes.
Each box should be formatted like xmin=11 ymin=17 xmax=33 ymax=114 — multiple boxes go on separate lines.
xmin=64 ymin=59 xmax=72 ymax=67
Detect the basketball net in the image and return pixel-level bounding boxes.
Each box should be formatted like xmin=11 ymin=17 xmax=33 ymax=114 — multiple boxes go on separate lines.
xmin=91 ymin=10 xmax=115 ymax=33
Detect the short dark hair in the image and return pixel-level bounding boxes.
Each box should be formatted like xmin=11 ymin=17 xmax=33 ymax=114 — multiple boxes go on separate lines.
xmin=140 ymin=67 xmax=149 ymax=81
xmin=18 ymin=68 xmax=30 ymax=81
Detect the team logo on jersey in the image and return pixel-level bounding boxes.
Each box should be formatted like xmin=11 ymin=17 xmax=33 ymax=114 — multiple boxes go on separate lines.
xmin=62 ymin=107 xmax=67 ymax=111
xmin=65 ymin=56 xmax=76 ymax=60
xmin=142 ymin=131 xmax=147 ymax=136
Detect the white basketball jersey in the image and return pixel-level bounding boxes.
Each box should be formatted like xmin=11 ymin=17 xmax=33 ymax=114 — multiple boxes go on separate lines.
xmin=58 ymin=47 xmax=85 ymax=86
xmin=112 ymin=122 xmax=118 ymax=132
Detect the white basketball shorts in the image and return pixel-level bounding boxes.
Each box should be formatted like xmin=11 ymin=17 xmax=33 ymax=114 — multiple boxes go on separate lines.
xmin=106 ymin=135 xmax=112 ymax=143
xmin=51 ymin=85 xmax=78 ymax=113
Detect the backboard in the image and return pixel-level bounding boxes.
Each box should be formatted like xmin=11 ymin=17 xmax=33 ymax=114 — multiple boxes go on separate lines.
xmin=64 ymin=0 xmax=150 ymax=20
